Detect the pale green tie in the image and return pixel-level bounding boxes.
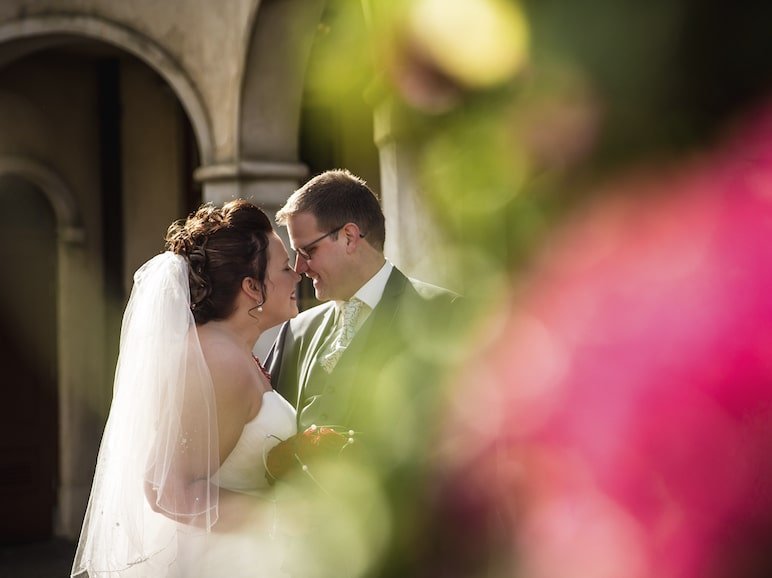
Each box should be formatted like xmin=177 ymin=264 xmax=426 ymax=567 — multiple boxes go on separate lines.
xmin=319 ymin=298 xmax=367 ymax=373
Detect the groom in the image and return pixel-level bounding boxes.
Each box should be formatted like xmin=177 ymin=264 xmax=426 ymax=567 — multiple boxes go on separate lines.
xmin=265 ymin=169 xmax=455 ymax=432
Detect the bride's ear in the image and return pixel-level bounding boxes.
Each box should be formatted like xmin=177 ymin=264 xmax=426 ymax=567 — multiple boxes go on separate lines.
xmin=242 ymin=277 xmax=263 ymax=303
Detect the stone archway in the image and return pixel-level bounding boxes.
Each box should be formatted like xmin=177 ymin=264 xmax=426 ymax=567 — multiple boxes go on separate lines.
xmin=0 ymin=48 xmax=202 ymax=540
xmin=0 ymin=4 xmax=334 ymax=539
xmin=0 ymin=15 xmax=209 ymax=538
xmin=0 ymin=14 xmax=214 ymax=165
xmin=0 ymin=156 xmax=84 ymax=243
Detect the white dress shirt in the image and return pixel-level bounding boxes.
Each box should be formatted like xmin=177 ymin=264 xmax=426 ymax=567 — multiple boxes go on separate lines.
xmin=333 ymin=259 xmax=393 ymax=326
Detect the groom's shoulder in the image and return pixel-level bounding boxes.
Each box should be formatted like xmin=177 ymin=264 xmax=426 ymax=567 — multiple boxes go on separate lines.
xmin=407 ymin=276 xmax=460 ymax=303
xmin=388 ymin=265 xmax=459 ymax=303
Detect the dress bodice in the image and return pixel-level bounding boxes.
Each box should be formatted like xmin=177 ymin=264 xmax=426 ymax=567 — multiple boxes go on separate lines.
xmin=169 ymin=391 xmax=297 ymax=578
xmin=216 ymin=390 xmax=297 ymax=493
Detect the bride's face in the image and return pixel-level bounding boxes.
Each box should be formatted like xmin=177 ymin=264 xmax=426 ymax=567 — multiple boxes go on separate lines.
xmin=260 ymin=233 xmax=301 ymax=326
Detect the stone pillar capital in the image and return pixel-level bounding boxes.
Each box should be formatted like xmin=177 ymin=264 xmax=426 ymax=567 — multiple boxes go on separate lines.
xmin=194 ymin=159 xmax=308 ymax=208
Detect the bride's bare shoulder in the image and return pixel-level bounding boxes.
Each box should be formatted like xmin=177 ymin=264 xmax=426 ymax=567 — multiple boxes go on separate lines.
xmin=196 ymin=325 xmax=253 ymax=392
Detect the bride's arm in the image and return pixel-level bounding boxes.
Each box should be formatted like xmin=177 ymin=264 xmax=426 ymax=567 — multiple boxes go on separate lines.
xmin=144 ymin=478 xmax=258 ymax=532
xmin=198 ymin=347 xmax=266 ymax=532
xmin=145 ymin=343 xmax=263 ymax=527
xmin=144 ymin=476 xmax=213 ymax=523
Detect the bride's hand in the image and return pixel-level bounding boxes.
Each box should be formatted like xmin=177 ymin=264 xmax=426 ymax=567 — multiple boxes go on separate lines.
xmin=265 ymin=426 xmax=351 ymax=485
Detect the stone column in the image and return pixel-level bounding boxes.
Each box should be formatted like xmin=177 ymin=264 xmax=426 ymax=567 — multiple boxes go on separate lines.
xmin=56 ymin=235 xmax=103 ymax=541
xmin=196 ymin=159 xmax=307 ymax=211
xmin=372 ymin=96 xmax=453 ymax=288
xmin=360 ymin=0 xmax=454 ymax=289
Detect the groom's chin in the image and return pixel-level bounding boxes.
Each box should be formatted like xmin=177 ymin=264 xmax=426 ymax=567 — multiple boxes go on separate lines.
xmin=312 ymin=287 xmax=327 ymax=301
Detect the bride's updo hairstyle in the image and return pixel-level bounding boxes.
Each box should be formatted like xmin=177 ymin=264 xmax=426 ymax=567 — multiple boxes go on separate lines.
xmin=165 ymin=199 xmax=272 ymax=324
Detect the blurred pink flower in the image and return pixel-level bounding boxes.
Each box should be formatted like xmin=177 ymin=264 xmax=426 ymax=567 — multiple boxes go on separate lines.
xmin=440 ymin=99 xmax=772 ymax=578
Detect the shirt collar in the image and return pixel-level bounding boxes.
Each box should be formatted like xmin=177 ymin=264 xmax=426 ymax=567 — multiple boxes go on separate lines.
xmin=335 ymin=260 xmax=393 ymax=313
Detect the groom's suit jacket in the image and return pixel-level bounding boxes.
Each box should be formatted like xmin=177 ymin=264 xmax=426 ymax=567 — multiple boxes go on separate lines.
xmin=266 ymin=266 xmax=454 ymax=431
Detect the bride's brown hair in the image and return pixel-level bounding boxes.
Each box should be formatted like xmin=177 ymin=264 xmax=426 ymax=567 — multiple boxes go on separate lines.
xmin=165 ymin=199 xmax=272 ymax=323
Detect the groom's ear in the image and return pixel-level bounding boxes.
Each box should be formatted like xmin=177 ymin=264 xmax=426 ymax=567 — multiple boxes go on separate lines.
xmin=342 ymin=223 xmax=363 ymax=252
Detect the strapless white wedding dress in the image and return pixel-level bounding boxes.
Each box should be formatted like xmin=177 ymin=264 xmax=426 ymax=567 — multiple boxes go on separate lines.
xmin=217 ymin=390 xmax=297 ymax=493
xmin=172 ymin=390 xmax=298 ymax=578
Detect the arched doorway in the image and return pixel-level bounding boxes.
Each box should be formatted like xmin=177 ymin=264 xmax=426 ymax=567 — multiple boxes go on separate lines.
xmin=0 ymin=175 xmax=58 ymax=542
xmin=0 ymin=36 xmax=202 ymax=543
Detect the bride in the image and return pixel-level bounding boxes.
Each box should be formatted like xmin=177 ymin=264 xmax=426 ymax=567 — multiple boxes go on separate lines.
xmin=71 ymin=199 xmax=301 ymax=577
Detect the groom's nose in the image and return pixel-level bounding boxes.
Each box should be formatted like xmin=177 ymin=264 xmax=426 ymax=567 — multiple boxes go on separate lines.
xmin=293 ymin=253 xmax=308 ymax=274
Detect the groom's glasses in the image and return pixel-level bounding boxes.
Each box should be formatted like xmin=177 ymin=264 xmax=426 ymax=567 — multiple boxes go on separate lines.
xmin=294 ymin=225 xmax=345 ymax=261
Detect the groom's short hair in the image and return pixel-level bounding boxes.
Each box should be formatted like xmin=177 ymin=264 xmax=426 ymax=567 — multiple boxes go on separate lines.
xmin=276 ymin=169 xmax=386 ymax=251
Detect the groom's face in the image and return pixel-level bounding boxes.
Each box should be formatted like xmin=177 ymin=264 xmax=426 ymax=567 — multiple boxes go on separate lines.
xmin=287 ymin=212 xmax=352 ymax=301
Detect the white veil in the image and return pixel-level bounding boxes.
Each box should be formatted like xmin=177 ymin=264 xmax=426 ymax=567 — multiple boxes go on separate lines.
xmin=72 ymin=252 xmax=220 ymax=577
